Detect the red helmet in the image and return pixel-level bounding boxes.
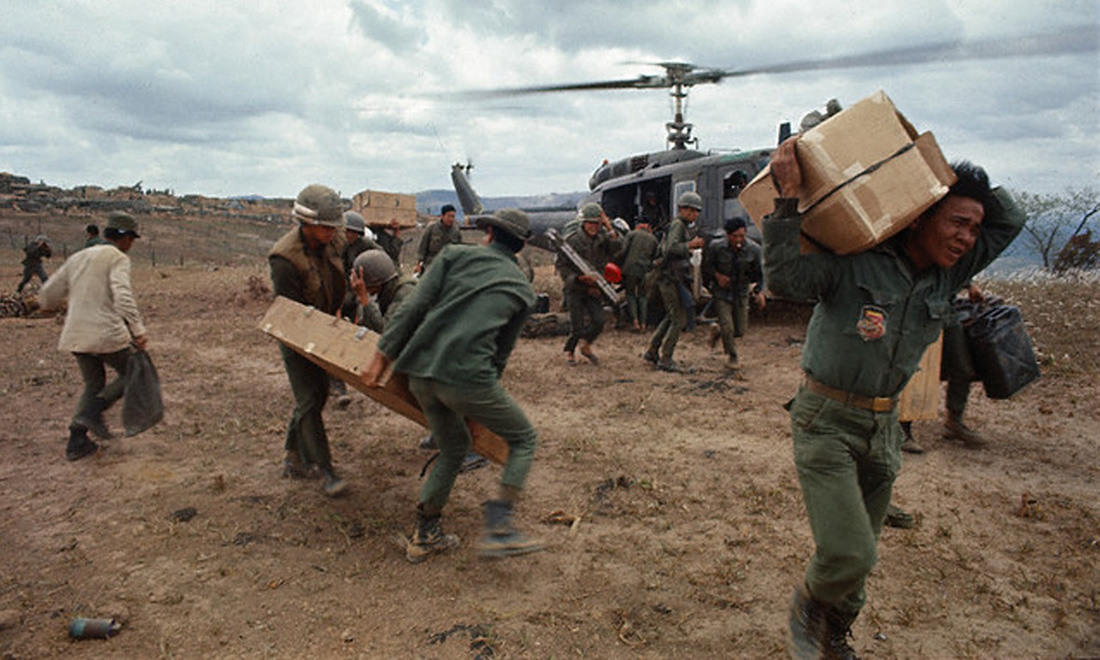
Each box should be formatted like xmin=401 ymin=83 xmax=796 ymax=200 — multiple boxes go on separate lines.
xmin=603 ymin=262 xmax=622 ymax=284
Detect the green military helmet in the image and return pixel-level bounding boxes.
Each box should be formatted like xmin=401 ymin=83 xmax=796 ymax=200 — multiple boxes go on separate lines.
xmin=352 ymin=249 xmax=397 ymax=288
xmin=343 ymin=211 xmax=367 ymax=235
xmin=294 ymin=184 xmax=345 ymax=228
xmin=677 ymin=191 xmax=704 ymax=211
xmin=580 ymin=202 xmax=603 ymax=220
xmin=106 ymin=211 xmax=141 ymax=237
xmin=475 ymin=208 xmax=532 ymax=241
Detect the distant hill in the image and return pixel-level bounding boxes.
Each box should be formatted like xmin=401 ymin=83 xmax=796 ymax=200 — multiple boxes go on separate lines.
xmin=415 ymin=189 xmax=585 ymax=219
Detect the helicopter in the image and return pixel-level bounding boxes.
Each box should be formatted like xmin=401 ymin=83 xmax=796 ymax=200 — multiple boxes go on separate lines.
xmin=448 ymin=26 xmax=1097 ymax=247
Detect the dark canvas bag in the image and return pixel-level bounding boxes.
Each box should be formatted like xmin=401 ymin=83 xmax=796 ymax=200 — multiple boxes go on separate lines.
xmin=122 ymin=350 xmax=164 ymax=436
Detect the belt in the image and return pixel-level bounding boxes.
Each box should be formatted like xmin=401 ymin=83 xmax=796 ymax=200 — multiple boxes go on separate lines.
xmin=803 ymin=375 xmax=896 ymax=412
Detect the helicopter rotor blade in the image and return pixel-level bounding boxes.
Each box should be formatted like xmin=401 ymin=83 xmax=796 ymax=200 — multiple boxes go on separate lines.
xmin=709 ymin=26 xmax=1097 ymax=80
xmin=459 ymin=75 xmax=667 ymax=98
xmin=458 ymin=26 xmax=1096 ymax=99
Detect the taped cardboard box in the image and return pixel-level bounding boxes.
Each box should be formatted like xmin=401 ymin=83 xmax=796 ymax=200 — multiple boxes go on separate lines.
xmin=351 ymin=189 xmax=418 ymax=228
xmin=259 ymin=296 xmax=508 ymax=464
xmin=740 ymin=90 xmax=956 ymax=254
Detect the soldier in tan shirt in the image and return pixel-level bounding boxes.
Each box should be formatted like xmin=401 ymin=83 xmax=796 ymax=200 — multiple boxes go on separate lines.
xmin=40 ymin=212 xmax=148 ymax=461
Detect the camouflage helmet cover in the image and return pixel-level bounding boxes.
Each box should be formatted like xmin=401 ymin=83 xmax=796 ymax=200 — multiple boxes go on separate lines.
xmin=343 ymin=211 xmax=366 ymax=234
xmin=294 ymin=184 xmax=344 ymax=228
xmin=352 ymin=249 xmax=397 ymax=288
xmin=677 ymin=191 xmax=704 ymax=211
xmin=580 ymin=202 xmax=603 ymax=220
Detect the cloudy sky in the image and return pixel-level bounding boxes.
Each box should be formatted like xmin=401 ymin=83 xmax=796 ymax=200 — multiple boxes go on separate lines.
xmin=1 ymin=1 xmax=1097 ymax=200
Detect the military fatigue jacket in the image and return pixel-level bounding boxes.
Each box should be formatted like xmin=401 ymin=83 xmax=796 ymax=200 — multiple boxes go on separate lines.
xmin=378 ymin=242 xmax=535 ymax=387
xmin=417 ymin=221 xmax=462 ymax=269
xmin=374 ymin=230 xmax=403 ymax=266
xmin=618 ymin=228 xmax=659 ymax=281
xmin=656 ymin=215 xmax=699 ymax=282
xmin=269 ymin=227 xmax=347 ymax=315
xmin=702 ymin=236 xmax=763 ymax=302
xmin=763 ymin=189 xmax=1025 ymax=399
xmin=559 ymin=228 xmax=620 ymax=294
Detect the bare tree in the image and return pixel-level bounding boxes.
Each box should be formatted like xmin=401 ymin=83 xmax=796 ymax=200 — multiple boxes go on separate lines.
xmin=1015 ymin=187 xmax=1100 ymax=271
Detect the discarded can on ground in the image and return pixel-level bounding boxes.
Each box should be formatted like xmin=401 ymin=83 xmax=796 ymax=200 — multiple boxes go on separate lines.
xmin=69 ymin=617 xmax=121 ymax=639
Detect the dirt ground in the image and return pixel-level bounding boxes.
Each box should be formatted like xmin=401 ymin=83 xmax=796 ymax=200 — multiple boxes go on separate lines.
xmin=1 ymin=223 xmax=1098 ymax=658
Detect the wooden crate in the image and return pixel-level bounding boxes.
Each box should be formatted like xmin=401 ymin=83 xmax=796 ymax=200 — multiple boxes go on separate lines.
xmin=351 ymin=189 xmax=418 ymax=228
xmin=898 ymin=331 xmax=943 ymax=422
xmin=259 ymin=296 xmax=508 ymax=463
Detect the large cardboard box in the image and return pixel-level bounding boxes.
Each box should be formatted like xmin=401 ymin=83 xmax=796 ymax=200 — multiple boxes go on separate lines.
xmin=351 ymin=189 xmax=418 ymax=228
xmin=740 ymin=90 xmax=956 ymax=254
xmin=259 ymin=296 xmax=509 ymax=464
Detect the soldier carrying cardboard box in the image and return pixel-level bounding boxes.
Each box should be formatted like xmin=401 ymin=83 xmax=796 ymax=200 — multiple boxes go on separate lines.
xmin=763 ymin=139 xmax=1025 ymax=660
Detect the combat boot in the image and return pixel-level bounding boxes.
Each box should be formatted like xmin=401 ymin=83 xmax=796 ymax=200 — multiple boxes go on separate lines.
xmin=282 ymin=451 xmax=320 ymax=479
xmin=789 ymin=583 xmax=861 ymax=660
xmin=406 ymin=509 xmax=459 ymax=563
xmin=65 ymin=426 xmax=99 ymax=462
xmin=789 ymin=583 xmax=830 ymax=660
xmin=943 ymin=412 xmax=987 ymax=448
xmin=657 ymin=357 xmax=694 ymax=374
xmin=825 ymin=620 xmax=861 ymax=660
xmin=321 ymin=467 xmax=347 ymax=497
xmin=476 ymin=500 xmax=543 ymax=559
xmin=643 ymin=349 xmax=658 ymax=365
xmin=885 ymin=503 xmax=915 ymax=529
xmin=74 ymin=397 xmax=114 ymax=440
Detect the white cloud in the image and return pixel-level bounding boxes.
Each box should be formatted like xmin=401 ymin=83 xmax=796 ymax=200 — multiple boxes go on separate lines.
xmin=0 ymin=0 xmax=1096 ymax=197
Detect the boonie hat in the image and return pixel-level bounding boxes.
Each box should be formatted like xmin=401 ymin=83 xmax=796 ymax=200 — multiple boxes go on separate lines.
xmin=106 ymin=212 xmax=141 ymax=237
xmin=475 ymin=208 xmax=532 ymax=242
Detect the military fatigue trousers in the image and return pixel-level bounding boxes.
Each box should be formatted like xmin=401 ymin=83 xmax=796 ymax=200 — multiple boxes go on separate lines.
xmin=622 ymin=273 xmax=649 ymax=328
xmin=72 ymin=348 xmax=131 ymax=426
xmin=789 ymin=386 xmax=902 ymax=622
xmin=714 ymin=294 xmax=748 ymax=359
xmin=408 ymin=377 xmax=538 ymax=513
xmin=279 ymin=343 xmax=334 ymax=470
xmin=648 ymin=277 xmax=688 ymax=360
xmin=563 ymin=288 xmax=605 ymax=354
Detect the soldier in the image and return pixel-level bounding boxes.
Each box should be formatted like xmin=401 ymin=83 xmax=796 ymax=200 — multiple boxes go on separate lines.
xmin=349 ymin=249 xmax=416 ymax=332
xmin=363 ymin=209 xmax=541 ymax=563
xmin=39 ymin=213 xmax=147 ymax=461
xmin=941 ymin=282 xmax=990 ymax=447
xmin=269 ymin=184 xmax=349 ymax=497
xmin=17 ymin=235 xmax=52 ymax=293
xmin=329 ymin=211 xmax=382 ymax=408
xmin=372 ymin=218 xmax=405 ymax=268
xmin=764 ymin=139 xmax=1024 ymax=660
xmin=701 ymin=217 xmax=765 ymax=370
xmin=416 ymin=203 xmax=462 ymax=275
xmin=559 ymin=202 xmax=620 ymax=366
xmin=618 ymin=221 xmax=659 ymax=331
xmin=350 ymin=249 xmax=488 ymax=471
xmin=640 ymin=190 xmax=668 ymax=239
xmin=84 ymin=224 xmax=107 ymax=249
xmin=644 ymin=191 xmax=706 ymax=373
